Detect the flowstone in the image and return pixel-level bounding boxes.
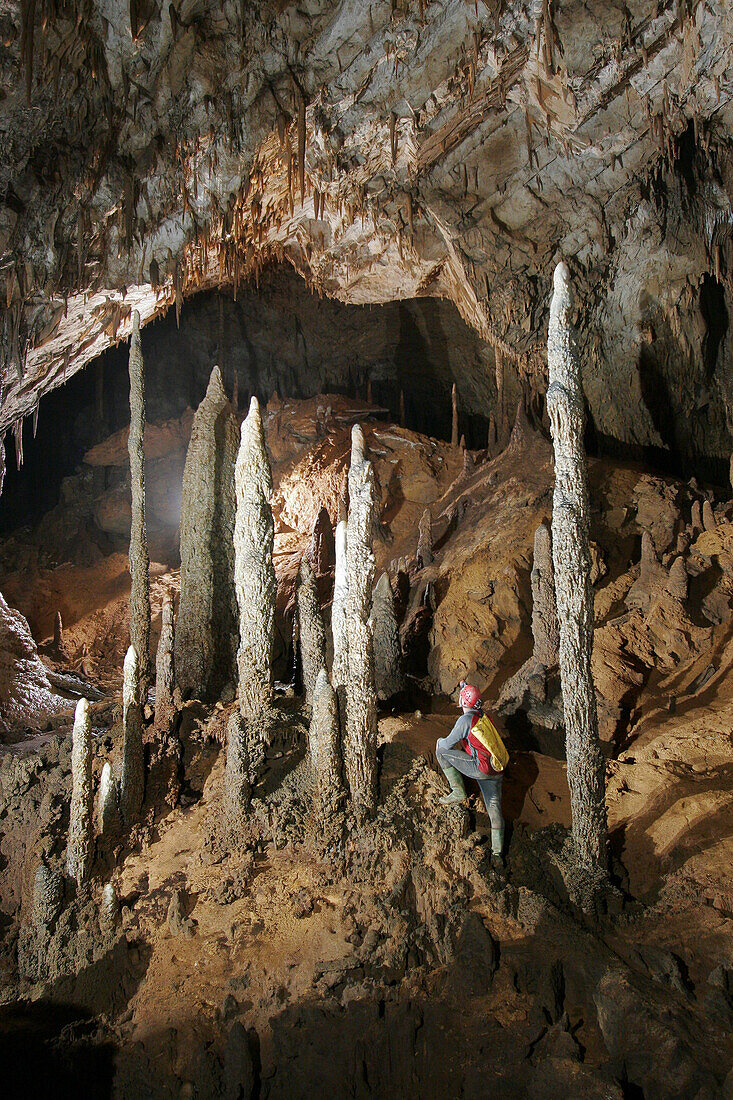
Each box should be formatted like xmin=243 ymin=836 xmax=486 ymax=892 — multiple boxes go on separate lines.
xmin=176 ymin=366 xmax=238 ymax=701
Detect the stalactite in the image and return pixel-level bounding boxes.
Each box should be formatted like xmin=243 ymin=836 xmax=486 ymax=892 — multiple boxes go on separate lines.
xmin=120 ymin=644 xmax=144 ymax=825
xmin=67 ymin=698 xmax=93 ymax=886
xmin=417 ymin=508 xmax=433 ymax=568
xmin=234 ymin=397 xmax=276 ymax=720
xmin=547 ymin=261 xmax=607 ymax=874
xmin=128 ymin=311 xmax=151 ymax=690
xmin=309 ymin=669 xmax=343 ymax=816
xmin=343 ymin=425 xmax=378 ymax=809
xmin=451 ymin=382 xmax=459 ymax=447
xmin=297 ymin=556 xmax=327 ymax=711
xmin=370 ymin=573 xmax=404 ymax=701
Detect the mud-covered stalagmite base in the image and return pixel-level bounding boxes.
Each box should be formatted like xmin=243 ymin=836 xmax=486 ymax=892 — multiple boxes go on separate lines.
xmin=1 ymin=2 xmax=733 ymax=1097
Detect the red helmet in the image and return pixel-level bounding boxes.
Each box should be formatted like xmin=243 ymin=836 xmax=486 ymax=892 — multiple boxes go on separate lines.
xmin=458 ymin=681 xmax=481 ymax=709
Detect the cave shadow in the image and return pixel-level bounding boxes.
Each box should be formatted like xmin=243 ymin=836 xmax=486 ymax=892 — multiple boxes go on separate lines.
xmin=0 ymin=1000 xmax=116 ymax=1100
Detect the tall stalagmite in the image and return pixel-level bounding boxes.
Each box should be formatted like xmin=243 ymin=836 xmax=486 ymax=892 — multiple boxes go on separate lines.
xmin=308 ymin=506 xmax=334 ymax=575
xmin=234 ymin=397 xmax=276 ymax=719
xmin=309 ymin=669 xmax=343 ymax=816
xmin=547 ymin=261 xmax=608 ymax=872
xmin=343 ymin=425 xmax=378 ymax=809
xmin=371 ymin=572 xmax=404 ymax=700
xmin=451 ymin=382 xmax=459 ymax=447
xmin=417 ymin=508 xmax=433 ymax=568
xmin=120 ymin=644 xmax=144 ymax=825
xmin=176 ymin=365 xmax=238 ymax=700
xmin=67 ymin=697 xmax=93 ymax=885
xmin=296 ymin=556 xmax=327 ymax=710
xmin=331 ymin=516 xmax=349 ymax=712
xmin=155 ymin=592 xmax=175 ymax=734
xmin=531 ymin=521 xmax=559 ymax=666
xmin=127 ymin=311 xmax=150 ymax=687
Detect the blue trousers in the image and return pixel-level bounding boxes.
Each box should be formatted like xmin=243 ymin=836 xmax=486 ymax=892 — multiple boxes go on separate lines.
xmin=436 ymin=741 xmax=504 ymax=832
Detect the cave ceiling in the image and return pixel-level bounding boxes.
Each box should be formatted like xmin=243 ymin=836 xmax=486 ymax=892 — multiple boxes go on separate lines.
xmin=0 ymin=0 xmax=732 ymax=465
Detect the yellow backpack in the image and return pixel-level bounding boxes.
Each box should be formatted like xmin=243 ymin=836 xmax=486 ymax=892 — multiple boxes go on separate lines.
xmin=468 ymin=713 xmax=510 ymax=774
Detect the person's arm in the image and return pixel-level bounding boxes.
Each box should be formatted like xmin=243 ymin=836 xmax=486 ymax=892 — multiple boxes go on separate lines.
xmin=442 ymin=713 xmax=470 ymax=750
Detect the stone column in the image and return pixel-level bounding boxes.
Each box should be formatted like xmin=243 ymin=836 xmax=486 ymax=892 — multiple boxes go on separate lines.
xmin=343 ymin=426 xmax=378 ymax=809
xmin=176 ymin=365 xmax=238 ymax=701
xmin=234 ymin=397 xmax=276 ymax=719
xmin=547 ymin=261 xmax=607 ymax=872
xmin=127 ymin=311 xmax=150 ymax=689
xmin=371 ymin=573 xmax=404 ymax=700
xmin=120 ymin=644 xmax=144 ymax=825
xmin=67 ymin=697 xmax=93 ymax=885
xmin=296 ymin=556 xmax=327 ymax=711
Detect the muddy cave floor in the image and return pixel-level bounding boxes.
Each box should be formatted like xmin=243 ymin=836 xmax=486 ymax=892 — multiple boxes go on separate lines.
xmin=0 ymin=399 xmax=733 ymax=1098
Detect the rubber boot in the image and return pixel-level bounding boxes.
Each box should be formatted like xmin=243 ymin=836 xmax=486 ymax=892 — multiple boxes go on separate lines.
xmin=439 ymin=766 xmax=467 ymax=805
xmin=491 ymin=827 xmax=505 ymax=871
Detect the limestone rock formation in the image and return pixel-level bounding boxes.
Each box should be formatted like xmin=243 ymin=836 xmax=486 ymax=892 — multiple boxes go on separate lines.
xmin=308 ymin=669 xmax=343 ymax=816
xmin=296 ymin=556 xmax=327 ymax=711
xmin=343 ymin=426 xmax=379 ymax=809
xmin=154 ymin=592 xmax=176 ymax=734
xmin=331 ymin=516 xmax=349 ymax=714
xmin=67 ymin=697 xmax=93 ymax=886
xmin=308 ymin=506 xmax=334 ymax=575
xmin=32 ymin=862 xmax=64 ymax=931
xmin=120 ymin=645 xmax=145 ymax=825
xmin=101 ymin=883 xmax=120 ymax=931
xmin=98 ymin=761 xmax=121 ymax=837
xmin=127 ymin=311 xmax=151 ymax=688
xmin=0 ymin=591 xmax=67 ymax=732
xmin=531 ymin=521 xmax=559 ymax=667
xmin=176 ymin=365 xmax=238 ymax=701
xmin=224 ymin=712 xmax=251 ymax=827
xmin=547 ymin=261 xmax=607 ymax=872
xmin=417 ymin=509 xmax=433 ymax=569
xmin=627 ymin=532 xmax=689 ymax=612
xmin=234 ymin=397 xmax=277 ymax=720
xmin=371 ymin=573 xmax=404 ymax=701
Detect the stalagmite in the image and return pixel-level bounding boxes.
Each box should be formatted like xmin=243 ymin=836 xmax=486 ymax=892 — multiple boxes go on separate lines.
xmin=691 ymin=499 xmax=702 ymax=532
xmin=702 ymin=499 xmax=716 ymax=531
xmin=461 ymin=443 xmax=475 ymax=478
xmin=32 ymin=862 xmax=64 ymax=930
xmin=176 ymin=366 xmax=238 ymax=701
xmin=451 ymin=382 xmax=459 ymax=447
xmin=296 ymin=556 xmax=327 ymax=710
xmin=343 ymin=425 xmax=378 ymax=809
xmin=331 ymin=516 xmax=349 ymax=708
xmin=154 ymin=593 xmax=175 ymax=733
xmin=53 ymin=610 xmax=64 ymax=653
xmin=308 ymin=506 xmax=334 ymax=575
xmin=399 ymin=389 xmax=406 ymax=427
xmin=668 ymin=555 xmax=688 ymax=602
xmin=67 ymin=697 xmax=93 ymax=886
xmin=546 ymin=261 xmax=607 ymax=873
xmin=120 ymin=645 xmax=144 ymax=825
xmin=234 ymin=397 xmax=276 ymax=719
xmin=531 ymin=521 xmax=559 ymax=666
xmin=488 ymin=413 xmax=497 ymax=451
xmin=127 ymin=311 xmax=150 ymax=689
xmin=370 ymin=573 xmax=404 ymax=700
xmin=224 ymin=712 xmax=251 ymax=825
xmin=417 ymin=508 xmax=433 ymax=568
xmin=101 ymin=883 xmax=120 ymax=931
xmin=98 ymin=761 xmax=121 ymax=835
xmin=308 ymin=669 xmax=343 ymax=815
